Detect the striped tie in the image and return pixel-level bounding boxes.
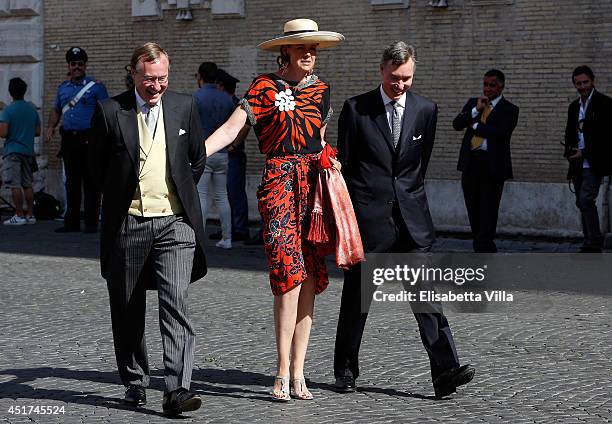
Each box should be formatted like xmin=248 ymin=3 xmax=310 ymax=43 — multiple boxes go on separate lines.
xmin=391 ymin=101 xmax=401 ymax=149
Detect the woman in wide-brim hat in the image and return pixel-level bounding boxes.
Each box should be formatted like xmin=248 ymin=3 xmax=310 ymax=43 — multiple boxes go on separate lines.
xmin=204 ymin=18 xmax=344 ymax=401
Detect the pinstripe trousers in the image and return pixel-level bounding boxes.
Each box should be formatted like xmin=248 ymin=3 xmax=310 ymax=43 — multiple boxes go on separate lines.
xmin=106 ymin=214 xmax=196 ymax=393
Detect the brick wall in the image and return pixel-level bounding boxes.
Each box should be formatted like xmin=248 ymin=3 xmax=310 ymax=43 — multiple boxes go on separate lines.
xmin=43 ymin=0 xmax=612 ymax=183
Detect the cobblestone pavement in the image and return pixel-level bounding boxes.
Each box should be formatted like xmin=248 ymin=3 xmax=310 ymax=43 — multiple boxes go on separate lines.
xmin=0 ymin=220 xmax=610 ymax=423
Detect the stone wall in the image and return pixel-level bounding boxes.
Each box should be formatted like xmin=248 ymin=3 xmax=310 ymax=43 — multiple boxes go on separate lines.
xmin=39 ymin=0 xmax=612 ymax=235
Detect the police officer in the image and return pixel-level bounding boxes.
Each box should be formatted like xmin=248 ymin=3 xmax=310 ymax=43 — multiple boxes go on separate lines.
xmin=46 ymin=47 xmax=109 ymax=233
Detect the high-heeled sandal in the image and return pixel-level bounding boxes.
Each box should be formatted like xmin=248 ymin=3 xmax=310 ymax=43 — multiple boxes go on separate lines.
xmin=271 ymin=376 xmax=291 ymax=402
xmin=291 ymin=377 xmax=314 ymax=400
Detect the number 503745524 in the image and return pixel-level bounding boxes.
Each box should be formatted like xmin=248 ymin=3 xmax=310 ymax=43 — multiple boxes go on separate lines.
xmin=8 ymin=405 xmax=66 ymax=415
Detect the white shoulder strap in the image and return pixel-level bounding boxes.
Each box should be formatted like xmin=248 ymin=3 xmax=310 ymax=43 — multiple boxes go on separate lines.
xmin=61 ymin=80 xmax=96 ymax=115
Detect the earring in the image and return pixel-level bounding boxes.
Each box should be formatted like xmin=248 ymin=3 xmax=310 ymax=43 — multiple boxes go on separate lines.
xmin=279 ymin=62 xmax=289 ymax=77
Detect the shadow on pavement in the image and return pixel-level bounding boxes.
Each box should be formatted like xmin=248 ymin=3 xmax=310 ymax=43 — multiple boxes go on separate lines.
xmin=0 ymin=220 xmax=99 ymax=259
xmin=1 ymin=365 xmax=436 ymax=410
xmin=0 ymin=366 xmax=309 ymax=408
xmin=191 ymin=368 xmax=276 ymax=401
xmin=0 ymin=366 xmax=166 ymax=417
xmin=0 ymin=220 xmax=270 ymax=272
xmin=355 ymin=385 xmax=441 ymax=401
xmin=0 ymin=220 xmax=347 ymax=277
xmin=192 ymin=368 xmax=440 ymax=402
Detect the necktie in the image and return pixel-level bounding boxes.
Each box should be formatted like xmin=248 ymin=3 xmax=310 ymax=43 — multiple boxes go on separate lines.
xmin=471 ymin=103 xmax=492 ymax=150
xmin=391 ymin=101 xmax=401 ymax=149
xmin=145 ymin=104 xmax=157 ymax=135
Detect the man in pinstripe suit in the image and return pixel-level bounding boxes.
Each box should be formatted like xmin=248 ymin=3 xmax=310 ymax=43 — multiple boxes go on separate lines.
xmin=89 ymin=42 xmax=206 ymax=416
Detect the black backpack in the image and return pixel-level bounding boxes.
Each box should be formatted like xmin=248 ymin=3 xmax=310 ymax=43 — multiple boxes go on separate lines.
xmin=33 ymin=191 xmax=62 ymax=220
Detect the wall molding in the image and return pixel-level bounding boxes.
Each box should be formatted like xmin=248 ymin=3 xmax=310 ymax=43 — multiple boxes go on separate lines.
xmin=370 ymin=0 xmax=410 ymax=10
xmin=470 ymin=0 xmax=515 ymax=6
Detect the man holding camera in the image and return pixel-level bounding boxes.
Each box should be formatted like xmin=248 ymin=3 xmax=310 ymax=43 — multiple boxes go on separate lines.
xmin=46 ymin=47 xmax=108 ymax=233
xmin=453 ymin=69 xmax=519 ymax=253
xmin=564 ymin=66 xmax=612 ymax=253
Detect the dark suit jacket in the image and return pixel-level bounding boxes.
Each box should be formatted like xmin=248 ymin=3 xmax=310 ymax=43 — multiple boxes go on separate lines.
xmin=453 ymin=96 xmax=519 ymax=181
xmin=564 ymin=89 xmax=612 ymax=179
xmin=338 ymin=88 xmax=436 ymax=250
xmin=89 ymin=90 xmax=207 ymax=283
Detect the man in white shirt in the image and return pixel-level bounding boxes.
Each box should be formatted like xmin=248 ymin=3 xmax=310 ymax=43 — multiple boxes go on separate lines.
xmin=334 ymin=41 xmax=475 ymax=399
xmin=89 ymin=42 xmax=206 ymax=416
xmin=564 ymin=65 xmax=612 ymax=253
xmin=453 ymin=69 xmax=519 ymax=253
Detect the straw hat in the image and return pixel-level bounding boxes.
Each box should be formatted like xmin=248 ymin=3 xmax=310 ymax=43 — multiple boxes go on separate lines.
xmin=258 ymin=19 xmax=344 ymax=51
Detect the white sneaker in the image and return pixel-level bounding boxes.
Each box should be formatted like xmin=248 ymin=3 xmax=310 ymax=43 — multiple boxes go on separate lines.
xmin=3 ymin=215 xmax=27 ymax=226
xmin=215 ymin=238 xmax=232 ymax=249
xmin=25 ymin=216 xmax=37 ymax=225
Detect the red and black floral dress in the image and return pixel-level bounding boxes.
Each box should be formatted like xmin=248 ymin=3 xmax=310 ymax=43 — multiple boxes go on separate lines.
xmin=240 ymin=73 xmax=333 ymax=296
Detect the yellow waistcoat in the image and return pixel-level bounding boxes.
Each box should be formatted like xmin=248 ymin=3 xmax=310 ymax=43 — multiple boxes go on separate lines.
xmin=128 ymin=103 xmax=184 ymax=217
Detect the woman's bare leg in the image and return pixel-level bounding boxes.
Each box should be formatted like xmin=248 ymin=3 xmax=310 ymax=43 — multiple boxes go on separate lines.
xmin=290 ymin=277 xmax=316 ymax=397
xmin=273 ymin=284 xmax=301 ymax=396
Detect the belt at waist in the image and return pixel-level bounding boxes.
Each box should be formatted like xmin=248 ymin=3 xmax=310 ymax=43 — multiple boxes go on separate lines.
xmin=265 ymin=152 xmax=321 ymax=161
xmin=60 ymin=127 xmax=89 ymax=138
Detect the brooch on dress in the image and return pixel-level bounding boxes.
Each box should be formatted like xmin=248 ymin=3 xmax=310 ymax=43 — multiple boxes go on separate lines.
xmin=275 ymin=89 xmax=296 ymax=112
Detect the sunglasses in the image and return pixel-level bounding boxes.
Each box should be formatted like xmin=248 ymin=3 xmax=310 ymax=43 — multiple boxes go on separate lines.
xmin=70 ymin=61 xmax=85 ymax=67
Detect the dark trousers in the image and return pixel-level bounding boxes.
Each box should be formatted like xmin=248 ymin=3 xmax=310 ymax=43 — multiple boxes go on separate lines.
xmin=573 ymin=168 xmax=603 ymax=249
xmin=106 ymin=214 xmax=196 ymax=392
xmin=227 ymin=151 xmax=249 ymax=237
xmin=334 ymin=205 xmax=460 ymax=382
xmin=461 ymin=151 xmax=505 ymax=253
xmin=60 ymin=130 xmax=100 ymax=230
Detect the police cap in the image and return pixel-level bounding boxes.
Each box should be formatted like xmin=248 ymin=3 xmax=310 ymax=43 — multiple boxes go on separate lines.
xmin=216 ymin=68 xmax=239 ymax=86
xmin=66 ymin=47 xmax=88 ymax=63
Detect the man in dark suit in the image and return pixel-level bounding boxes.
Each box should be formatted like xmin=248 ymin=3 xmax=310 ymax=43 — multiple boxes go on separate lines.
xmin=333 ymin=41 xmax=474 ymax=398
xmin=89 ymin=42 xmax=206 ymax=416
xmin=453 ymin=69 xmax=519 ymax=253
xmin=564 ymin=65 xmax=612 ymax=253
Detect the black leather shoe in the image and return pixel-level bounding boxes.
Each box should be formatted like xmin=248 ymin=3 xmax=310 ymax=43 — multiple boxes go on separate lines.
xmin=333 ymin=376 xmax=356 ymax=393
xmin=433 ymin=364 xmax=475 ymax=398
xmin=162 ymin=388 xmax=202 ymax=417
xmin=124 ymin=385 xmax=146 ymax=406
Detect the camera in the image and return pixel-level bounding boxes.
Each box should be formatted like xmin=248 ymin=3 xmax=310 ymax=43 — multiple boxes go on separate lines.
xmin=560 ymin=141 xmax=578 ymax=159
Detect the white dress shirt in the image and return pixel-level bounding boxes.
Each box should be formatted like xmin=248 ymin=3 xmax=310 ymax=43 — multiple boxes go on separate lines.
xmin=578 ymin=89 xmax=594 ymax=169
xmin=380 ymin=85 xmax=406 ymax=132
